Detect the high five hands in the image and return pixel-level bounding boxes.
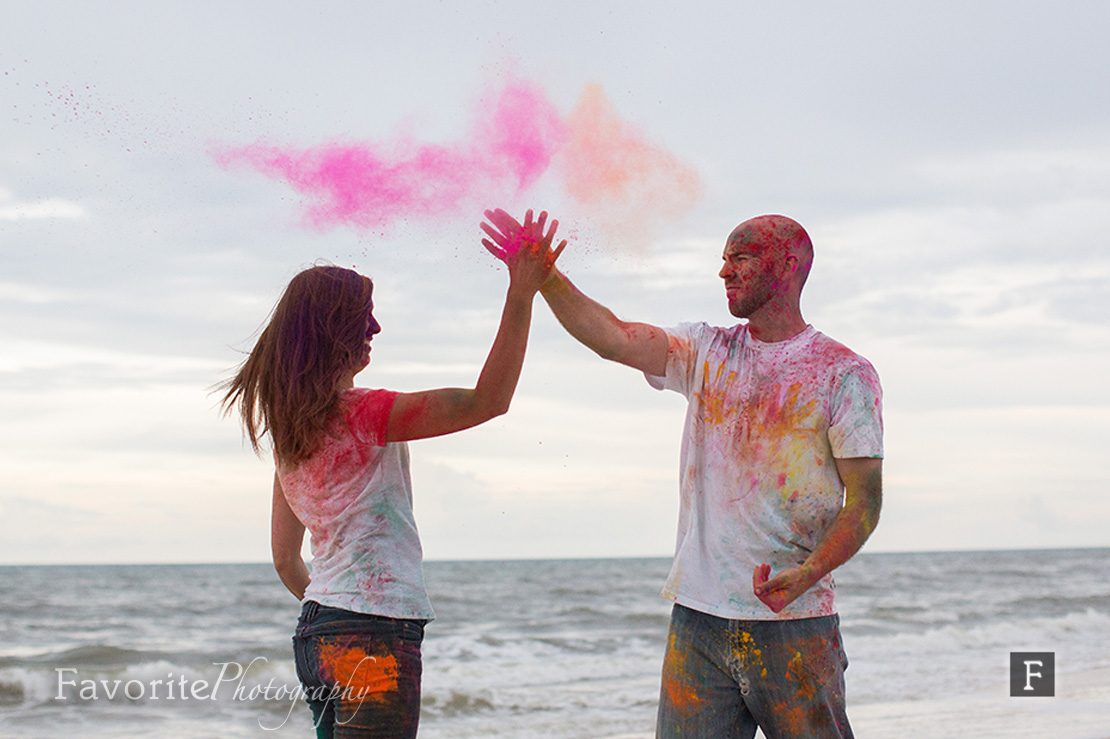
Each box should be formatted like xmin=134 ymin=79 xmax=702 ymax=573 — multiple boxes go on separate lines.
xmin=481 ymin=208 xmax=567 ymax=289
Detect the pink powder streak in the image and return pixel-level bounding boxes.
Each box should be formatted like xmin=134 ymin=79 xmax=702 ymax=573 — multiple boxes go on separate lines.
xmin=212 ymin=80 xmax=565 ymax=231
xmin=213 ymin=78 xmax=701 ymax=238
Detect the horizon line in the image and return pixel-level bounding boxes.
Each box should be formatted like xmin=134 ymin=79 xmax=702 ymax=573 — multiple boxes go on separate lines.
xmin=1 ymin=544 xmax=1108 ymax=568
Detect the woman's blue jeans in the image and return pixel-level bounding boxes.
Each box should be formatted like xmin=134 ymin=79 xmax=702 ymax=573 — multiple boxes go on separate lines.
xmin=293 ymin=601 xmax=425 ymax=739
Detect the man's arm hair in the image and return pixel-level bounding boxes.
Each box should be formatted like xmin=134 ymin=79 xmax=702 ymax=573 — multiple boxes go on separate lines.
xmin=753 ymin=457 xmax=882 ymax=613
xmin=809 ymin=456 xmax=883 ymax=574
xmin=541 ymin=268 xmax=668 ymax=376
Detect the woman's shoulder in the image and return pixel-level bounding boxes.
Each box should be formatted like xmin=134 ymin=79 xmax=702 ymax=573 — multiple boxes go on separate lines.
xmin=342 ymin=386 xmax=397 ymax=401
xmin=342 ymin=387 xmax=401 ymax=446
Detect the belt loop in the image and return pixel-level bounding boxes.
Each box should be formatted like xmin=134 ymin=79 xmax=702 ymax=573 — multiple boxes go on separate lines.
xmin=303 ymin=600 xmax=320 ymax=622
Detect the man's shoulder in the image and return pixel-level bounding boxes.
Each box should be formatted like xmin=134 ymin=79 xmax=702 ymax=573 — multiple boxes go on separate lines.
xmin=665 ymin=321 xmax=746 ymax=349
xmin=670 ymin=321 xmax=746 ymax=340
xmin=809 ymin=329 xmax=874 ymax=366
xmin=812 ymin=328 xmax=870 ymax=359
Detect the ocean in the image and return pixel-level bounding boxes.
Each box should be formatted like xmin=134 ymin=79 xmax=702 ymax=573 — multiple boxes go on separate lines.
xmin=1 ymin=549 xmax=1109 ymax=738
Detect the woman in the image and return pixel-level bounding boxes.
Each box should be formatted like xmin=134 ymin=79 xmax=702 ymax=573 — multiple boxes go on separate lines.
xmin=221 ymin=211 xmax=563 ymax=738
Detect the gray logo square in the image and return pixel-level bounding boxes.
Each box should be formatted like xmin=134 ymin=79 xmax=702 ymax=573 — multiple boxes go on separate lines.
xmin=1010 ymin=652 xmax=1054 ymax=697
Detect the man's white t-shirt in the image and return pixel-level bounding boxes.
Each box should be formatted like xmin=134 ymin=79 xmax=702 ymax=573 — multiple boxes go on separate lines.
xmin=646 ymin=323 xmax=883 ymax=620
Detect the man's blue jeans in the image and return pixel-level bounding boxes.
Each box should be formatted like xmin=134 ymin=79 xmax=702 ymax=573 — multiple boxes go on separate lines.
xmin=293 ymin=601 xmax=425 ymax=739
xmin=656 ymin=604 xmax=853 ymax=738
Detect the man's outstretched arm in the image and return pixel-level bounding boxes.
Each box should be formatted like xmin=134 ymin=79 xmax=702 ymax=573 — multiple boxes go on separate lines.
xmin=482 ymin=209 xmax=668 ymax=376
xmin=753 ymin=457 xmax=883 ymax=613
xmin=540 ymin=268 xmax=668 ymax=376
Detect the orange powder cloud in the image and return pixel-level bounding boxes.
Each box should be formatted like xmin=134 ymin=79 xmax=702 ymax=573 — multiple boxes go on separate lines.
xmin=559 ymin=84 xmax=703 ymax=247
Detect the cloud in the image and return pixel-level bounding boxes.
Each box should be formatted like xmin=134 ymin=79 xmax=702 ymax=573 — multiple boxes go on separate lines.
xmin=0 ymin=280 xmax=85 ymax=304
xmin=0 ymin=338 xmax=226 ymax=379
xmin=915 ymin=147 xmax=1110 ymax=204
xmin=807 ymin=146 xmax=1110 ymax=348
xmin=3 ymin=1 xmax=1109 ymax=565
xmin=0 ymin=194 xmax=86 ymax=221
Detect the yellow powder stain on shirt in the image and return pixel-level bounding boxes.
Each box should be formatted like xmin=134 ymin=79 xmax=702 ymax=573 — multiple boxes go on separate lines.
xmin=317 ymin=641 xmax=399 ymax=701
xmin=745 ymin=382 xmax=819 ymax=441
xmin=698 ymin=360 xmax=739 ymax=427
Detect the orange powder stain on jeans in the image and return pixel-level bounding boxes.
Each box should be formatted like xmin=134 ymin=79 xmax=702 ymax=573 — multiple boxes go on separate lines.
xmin=767 ymin=650 xmax=830 ymax=737
xmin=785 ymin=651 xmax=818 ymax=702
xmin=663 ymin=675 xmax=703 ymax=714
xmin=662 ymin=632 xmax=704 ymax=713
xmin=318 ymin=641 xmax=399 ymax=701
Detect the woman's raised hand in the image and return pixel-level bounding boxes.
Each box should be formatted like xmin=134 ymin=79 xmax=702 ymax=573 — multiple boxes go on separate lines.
xmin=382 ymin=209 xmax=567 ymax=443
xmin=481 ymin=208 xmax=567 ymax=292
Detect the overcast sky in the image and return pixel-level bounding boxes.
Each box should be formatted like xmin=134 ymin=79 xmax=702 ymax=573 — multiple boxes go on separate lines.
xmin=2 ymin=1 xmax=1108 ymax=565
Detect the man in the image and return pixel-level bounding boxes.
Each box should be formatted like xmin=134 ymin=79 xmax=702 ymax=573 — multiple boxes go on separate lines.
xmin=482 ymin=211 xmax=883 ymax=738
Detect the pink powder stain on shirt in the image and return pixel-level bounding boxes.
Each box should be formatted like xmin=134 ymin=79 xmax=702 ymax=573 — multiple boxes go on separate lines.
xmin=213 ymin=77 xmax=702 ymax=240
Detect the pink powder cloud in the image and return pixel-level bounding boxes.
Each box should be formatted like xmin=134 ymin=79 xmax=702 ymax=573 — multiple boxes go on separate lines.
xmin=213 ymin=77 xmax=700 ymax=240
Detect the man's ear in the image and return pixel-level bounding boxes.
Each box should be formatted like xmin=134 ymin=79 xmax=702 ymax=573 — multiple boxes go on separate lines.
xmin=782 ymin=253 xmax=800 ymax=276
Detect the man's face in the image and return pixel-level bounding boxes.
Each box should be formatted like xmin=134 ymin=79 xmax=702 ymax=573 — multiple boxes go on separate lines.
xmin=719 ymin=226 xmax=779 ymax=318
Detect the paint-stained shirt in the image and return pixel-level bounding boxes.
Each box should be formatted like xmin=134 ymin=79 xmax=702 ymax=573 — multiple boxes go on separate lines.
xmin=278 ymin=387 xmax=435 ymax=620
xmin=646 ymin=323 xmax=883 ymax=620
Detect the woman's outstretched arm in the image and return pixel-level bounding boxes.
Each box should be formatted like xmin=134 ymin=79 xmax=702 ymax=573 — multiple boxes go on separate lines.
xmin=384 ymin=210 xmax=565 ymax=443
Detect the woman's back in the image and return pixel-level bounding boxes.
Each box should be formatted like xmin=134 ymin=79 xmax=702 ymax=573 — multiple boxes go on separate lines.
xmin=278 ymin=387 xmax=434 ymax=620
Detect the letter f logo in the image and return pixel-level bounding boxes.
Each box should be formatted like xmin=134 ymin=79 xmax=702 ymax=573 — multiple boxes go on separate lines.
xmin=1023 ymin=660 xmax=1042 ymax=691
xmin=1010 ymin=652 xmax=1054 ymax=697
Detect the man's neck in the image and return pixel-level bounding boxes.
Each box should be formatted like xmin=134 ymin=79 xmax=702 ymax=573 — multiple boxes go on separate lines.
xmin=746 ymin=305 xmax=808 ymax=343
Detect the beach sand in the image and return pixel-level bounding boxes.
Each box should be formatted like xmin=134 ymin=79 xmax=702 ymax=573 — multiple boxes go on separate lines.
xmin=603 ymin=668 xmax=1110 ymax=739
xmin=849 ymin=667 xmax=1110 ymax=739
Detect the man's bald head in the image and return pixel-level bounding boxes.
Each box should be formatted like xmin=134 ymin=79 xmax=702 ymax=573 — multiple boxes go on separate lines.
xmin=719 ymin=215 xmax=814 ymax=332
xmin=726 ymin=215 xmax=813 ymax=289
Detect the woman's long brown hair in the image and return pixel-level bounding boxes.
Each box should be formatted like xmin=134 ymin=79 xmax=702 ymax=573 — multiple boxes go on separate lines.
xmin=220 ymin=265 xmax=373 ymax=466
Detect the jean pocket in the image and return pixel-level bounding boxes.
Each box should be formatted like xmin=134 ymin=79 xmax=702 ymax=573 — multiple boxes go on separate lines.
xmin=398 ymin=621 xmax=425 ymax=645
xmin=292 ymin=634 xmax=324 ymax=692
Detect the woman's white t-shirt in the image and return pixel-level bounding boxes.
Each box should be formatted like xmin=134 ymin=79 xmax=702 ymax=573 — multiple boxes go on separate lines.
xmin=278 ymin=388 xmax=435 ymax=620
